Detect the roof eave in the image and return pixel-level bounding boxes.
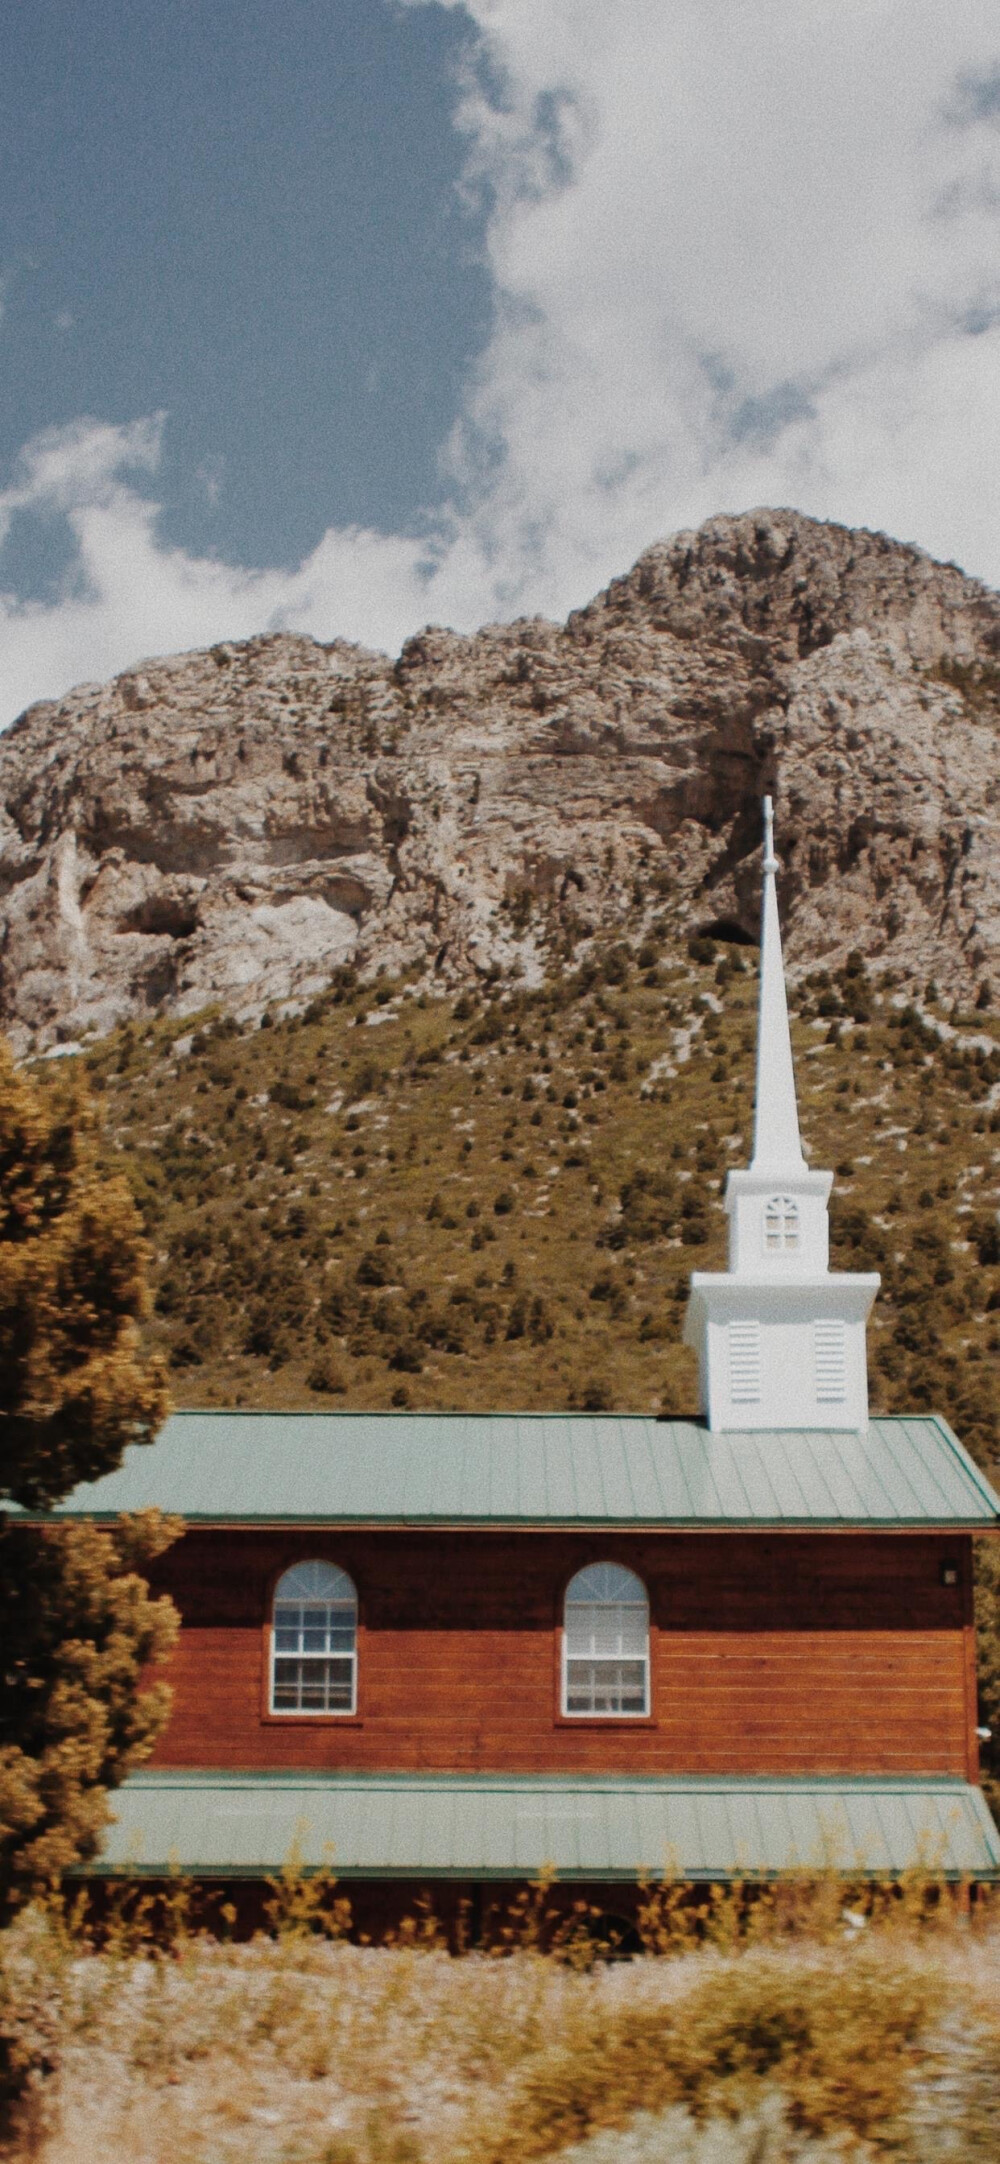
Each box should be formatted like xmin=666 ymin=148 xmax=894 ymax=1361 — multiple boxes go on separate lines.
xmin=21 ymin=1510 xmax=999 ymax=1532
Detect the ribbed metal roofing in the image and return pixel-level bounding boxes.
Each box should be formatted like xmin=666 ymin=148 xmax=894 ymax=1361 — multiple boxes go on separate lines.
xmin=91 ymin=1771 xmax=1000 ymax=1880
xmin=37 ymin=1410 xmax=1000 ymax=1527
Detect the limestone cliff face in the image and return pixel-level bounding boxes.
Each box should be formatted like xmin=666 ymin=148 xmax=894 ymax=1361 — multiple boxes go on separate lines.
xmin=2 ymin=509 xmax=998 ymax=1047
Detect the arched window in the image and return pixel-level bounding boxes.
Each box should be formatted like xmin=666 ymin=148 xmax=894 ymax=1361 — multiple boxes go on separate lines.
xmin=562 ymin=1563 xmax=649 ymax=1717
xmin=763 ymin=1195 xmax=800 ymax=1252
xmin=270 ymin=1562 xmax=357 ymax=1715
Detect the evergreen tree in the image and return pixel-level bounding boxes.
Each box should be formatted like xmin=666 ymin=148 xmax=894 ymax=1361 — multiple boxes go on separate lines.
xmin=0 ymin=1043 xmax=167 ymax=1510
xmin=0 ymin=1044 xmax=176 ymax=1910
xmin=0 ymin=1512 xmax=178 ymax=1901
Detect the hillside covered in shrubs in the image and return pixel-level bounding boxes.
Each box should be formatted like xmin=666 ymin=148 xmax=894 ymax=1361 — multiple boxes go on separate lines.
xmin=64 ymin=932 xmax=999 ymax=1460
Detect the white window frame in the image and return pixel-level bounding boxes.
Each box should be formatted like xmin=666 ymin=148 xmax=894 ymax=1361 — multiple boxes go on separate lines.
xmin=561 ymin=1562 xmax=650 ymax=1719
xmin=763 ymin=1194 xmax=800 ymax=1253
xmin=269 ymin=1561 xmax=358 ymax=1717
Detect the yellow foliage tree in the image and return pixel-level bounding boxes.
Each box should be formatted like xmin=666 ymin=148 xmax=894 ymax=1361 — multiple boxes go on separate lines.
xmin=0 ymin=1512 xmax=179 ymax=1900
xmin=0 ymin=1042 xmax=167 ymax=1510
xmin=0 ymin=1044 xmax=177 ymax=1910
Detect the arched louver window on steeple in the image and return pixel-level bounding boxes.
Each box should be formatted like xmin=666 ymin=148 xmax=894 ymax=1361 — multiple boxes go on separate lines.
xmin=763 ymin=1195 xmax=800 ymax=1252
xmin=562 ymin=1563 xmax=649 ymax=1716
xmin=270 ymin=1561 xmax=357 ymax=1714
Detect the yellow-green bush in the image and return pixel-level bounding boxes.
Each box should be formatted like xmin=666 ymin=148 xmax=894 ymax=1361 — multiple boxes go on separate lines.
xmin=475 ymin=1950 xmax=939 ymax=2159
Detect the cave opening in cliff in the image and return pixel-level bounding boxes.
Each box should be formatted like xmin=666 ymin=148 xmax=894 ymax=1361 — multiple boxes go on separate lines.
xmin=695 ymin=916 xmax=757 ymax=947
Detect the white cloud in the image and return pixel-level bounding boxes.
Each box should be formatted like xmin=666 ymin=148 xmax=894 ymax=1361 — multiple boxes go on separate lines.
xmin=0 ymin=418 xmax=448 ymax=720
xmin=4 ymin=0 xmax=1000 ymax=723
xmin=435 ymin=0 xmax=1000 ymax=604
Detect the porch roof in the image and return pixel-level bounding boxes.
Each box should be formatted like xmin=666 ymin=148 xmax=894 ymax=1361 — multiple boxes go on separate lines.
xmin=89 ymin=1771 xmax=1000 ymax=1881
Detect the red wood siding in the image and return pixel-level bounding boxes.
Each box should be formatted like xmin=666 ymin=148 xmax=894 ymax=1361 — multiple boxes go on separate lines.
xmin=145 ymin=1530 xmax=975 ymax=1779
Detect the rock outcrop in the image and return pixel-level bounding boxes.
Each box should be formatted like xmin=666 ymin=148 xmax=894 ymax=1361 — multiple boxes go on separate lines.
xmin=2 ymin=509 xmax=998 ymax=1048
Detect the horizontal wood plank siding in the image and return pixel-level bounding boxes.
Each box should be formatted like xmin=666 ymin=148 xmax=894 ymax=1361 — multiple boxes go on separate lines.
xmin=148 ymin=1529 xmax=974 ymax=1778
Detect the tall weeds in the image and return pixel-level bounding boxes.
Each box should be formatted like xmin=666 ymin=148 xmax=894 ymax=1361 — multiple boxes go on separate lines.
xmin=0 ymin=1868 xmax=997 ymax=2164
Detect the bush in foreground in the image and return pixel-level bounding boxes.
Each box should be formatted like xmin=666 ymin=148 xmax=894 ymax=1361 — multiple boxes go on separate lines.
xmin=1 ymin=1884 xmax=998 ymax=2163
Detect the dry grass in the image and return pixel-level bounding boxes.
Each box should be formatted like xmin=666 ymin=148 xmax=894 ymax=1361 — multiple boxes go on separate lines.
xmin=3 ymin=1895 xmax=1000 ymax=2164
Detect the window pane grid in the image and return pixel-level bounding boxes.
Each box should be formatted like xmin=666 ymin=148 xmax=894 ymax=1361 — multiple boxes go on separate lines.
xmin=564 ymin=1603 xmax=647 ymax=1658
xmin=272 ymin=1655 xmax=355 ymax=1713
xmin=563 ymin=1564 xmax=650 ymax=1718
xmin=273 ymin=1602 xmax=356 ymax=1656
xmin=565 ymin=1657 xmax=648 ymax=1716
xmin=270 ymin=1567 xmax=358 ymax=1716
xmin=764 ymin=1195 xmax=800 ymax=1252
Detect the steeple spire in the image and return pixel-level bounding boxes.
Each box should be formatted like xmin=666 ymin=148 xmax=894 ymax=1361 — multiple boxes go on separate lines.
xmin=751 ymin=796 xmax=806 ymax=1175
xmin=682 ymin=793 xmax=879 ymax=1431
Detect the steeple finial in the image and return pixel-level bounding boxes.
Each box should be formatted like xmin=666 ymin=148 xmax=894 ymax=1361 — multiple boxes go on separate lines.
xmin=751 ymin=796 xmax=806 ymax=1174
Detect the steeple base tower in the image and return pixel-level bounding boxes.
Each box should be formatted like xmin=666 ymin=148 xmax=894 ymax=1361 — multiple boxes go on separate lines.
xmin=684 ymin=1271 xmax=878 ymax=1432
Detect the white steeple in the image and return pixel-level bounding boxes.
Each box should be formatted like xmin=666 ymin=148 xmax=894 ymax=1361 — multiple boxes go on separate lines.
xmin=751 ymin=797 xmax=806 ymax=1177
xmin=683 ymin=799 xmax=879 ymax=1432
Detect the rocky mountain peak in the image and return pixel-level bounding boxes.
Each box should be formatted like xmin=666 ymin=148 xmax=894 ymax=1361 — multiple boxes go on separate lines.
xmin=1 ymin=509 xmax=998 ymax=1050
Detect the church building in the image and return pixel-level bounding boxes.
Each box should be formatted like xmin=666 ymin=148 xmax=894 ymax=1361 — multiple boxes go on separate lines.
xmin=39 ymin=803 xmax=1000 ymax=1915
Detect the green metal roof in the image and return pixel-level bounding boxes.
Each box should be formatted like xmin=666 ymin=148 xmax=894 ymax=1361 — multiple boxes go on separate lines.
xmin=36 ymin=1410 xmax=1000 ymax=1529
xmin=89 ymin=1771 xmax=1000 ymax=1881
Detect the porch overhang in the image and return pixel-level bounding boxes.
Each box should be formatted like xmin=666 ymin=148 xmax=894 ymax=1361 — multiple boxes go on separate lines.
xmin=86 ymin=1771 xmax=1000 ymax=1882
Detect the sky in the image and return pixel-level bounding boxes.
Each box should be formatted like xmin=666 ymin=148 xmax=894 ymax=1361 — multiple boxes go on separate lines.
xmin=2 ymin=0 xmax=1000 ymax=725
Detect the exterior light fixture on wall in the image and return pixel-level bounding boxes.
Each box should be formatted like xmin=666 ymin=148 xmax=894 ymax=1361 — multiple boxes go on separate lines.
xmin=940 ymin=1561 xmax=959 ymax=1587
